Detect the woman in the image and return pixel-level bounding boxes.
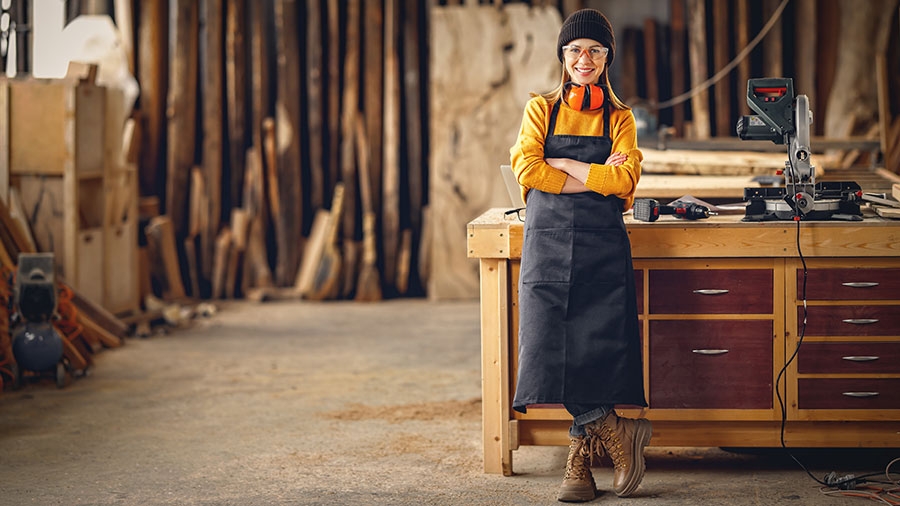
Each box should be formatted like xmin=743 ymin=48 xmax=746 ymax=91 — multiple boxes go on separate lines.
xmin=508 ymin=8 xmax=651 ymax=502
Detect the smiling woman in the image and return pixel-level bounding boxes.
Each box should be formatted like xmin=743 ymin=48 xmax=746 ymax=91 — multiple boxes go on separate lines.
xmin=507 ymin=7 xmax=650 ymax=503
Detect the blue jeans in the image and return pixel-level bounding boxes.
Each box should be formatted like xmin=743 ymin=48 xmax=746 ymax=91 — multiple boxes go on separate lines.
xmin=564 ymin=403 xmax=613 ymax=437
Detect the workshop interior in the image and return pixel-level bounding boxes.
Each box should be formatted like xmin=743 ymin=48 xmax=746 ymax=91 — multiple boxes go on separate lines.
xmin=1 ymin=0 xmax=900 ymax=504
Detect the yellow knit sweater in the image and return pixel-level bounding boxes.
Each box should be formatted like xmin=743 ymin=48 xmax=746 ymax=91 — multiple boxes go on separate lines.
xmin=509 ymin=95 xmax=643 ymax=211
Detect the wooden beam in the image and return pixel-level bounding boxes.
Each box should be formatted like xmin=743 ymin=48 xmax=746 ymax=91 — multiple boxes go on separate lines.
xmin=401 ymin=0 xmax=425 ymax=295
xmin=225 ymin=0 xmax=247 ymax=214
xmin=340 ymin=0 xmax=361 ymax=297
xmin=363 ymin=0 xmax=384 ymax=218
xmin=326 ymin=0 xmax=341 ymax=198
xmin=144 ymin=216 xmax=187 ymax=301
xmin=762 ymin=0 xmax=783 ymax=77
xmin=273 ymin=0 xmax=304 ymax=286
xmin=735 ymin=0 xmax=751 ymax=116
xmin=687 ymin=0 xmax=711 ymax=139
xmin=382 ymin=0 xmax=401 ymax=293
xmin=166 ymin=0 xmax=199 ymax=238
xmin=0 ymin=79 xmax=8 ymax=205
xmin=211 ymin=227 xmax=232 ymax=299
xmin=137 ymin=0 xmax=167 ymax=198
xmin=620 ymin=28 xmax=640 ymax=103
xmin=712 ymin=0 xmax=731 ymax=137
xmin=669 ymin=0 xmax=687 ymax=136
xmin=643 ymin=18 xmax=659 ymax=108
xmin=795 ymin=0 xmax=817 ymax=111
xmin=306 ymin=0 xmax=326 ymax=211
xmin=815 ymin=0 xmax=840 ymax=137
xmin=200 ymin=0 xmax=224 ymax=280
xmin=304 ymin=183 xmax=345 ymax=300
xmin=225 ymin=208 xmax=249 ymax=298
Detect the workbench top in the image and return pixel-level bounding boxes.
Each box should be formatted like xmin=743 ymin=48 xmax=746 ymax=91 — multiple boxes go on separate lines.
xmin=468 ymin=207 xmax=900 ymax=260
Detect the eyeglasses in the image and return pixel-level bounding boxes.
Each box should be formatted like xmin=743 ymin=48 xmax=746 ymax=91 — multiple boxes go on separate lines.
xmin=504 ymin=207 xmax=526 ymax=222
xmin=562 ymin=45 xmax=609 ymax=61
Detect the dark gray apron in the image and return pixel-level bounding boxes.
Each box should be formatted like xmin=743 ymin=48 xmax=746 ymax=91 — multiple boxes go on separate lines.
xmin=512 ymin=97 xmax=647 ymax=413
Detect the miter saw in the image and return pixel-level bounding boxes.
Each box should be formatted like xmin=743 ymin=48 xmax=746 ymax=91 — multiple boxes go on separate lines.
xmin=736 ymin=78 xmax=863 ymax=221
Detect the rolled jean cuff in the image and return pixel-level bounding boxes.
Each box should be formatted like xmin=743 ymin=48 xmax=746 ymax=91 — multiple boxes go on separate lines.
xmin=573 ymin=406 xmax=611 ymax=427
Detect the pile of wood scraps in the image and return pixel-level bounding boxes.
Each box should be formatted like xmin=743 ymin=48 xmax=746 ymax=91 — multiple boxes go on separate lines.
xmin=0 ymin=198 xmax=129 ymax=391
xmin=863 ymin=184 xmax=900 ymax=219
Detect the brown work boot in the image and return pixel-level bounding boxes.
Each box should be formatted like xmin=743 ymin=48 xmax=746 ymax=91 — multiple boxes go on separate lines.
xmin=585 ymin=411 xmax=652 ymax=497
xmin=557 ymin=435 xmax=599 ymax=502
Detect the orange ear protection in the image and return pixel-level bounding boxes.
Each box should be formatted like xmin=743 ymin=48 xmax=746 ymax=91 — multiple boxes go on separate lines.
xmin=564 ymin=82 xmax=605 ymax=111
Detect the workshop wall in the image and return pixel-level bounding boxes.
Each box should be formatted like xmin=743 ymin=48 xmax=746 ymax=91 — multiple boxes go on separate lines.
xmin=2 ymin=0 xmax=897 ymax=306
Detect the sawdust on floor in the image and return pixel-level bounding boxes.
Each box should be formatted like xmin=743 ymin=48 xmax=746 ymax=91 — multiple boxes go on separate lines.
xmin=322 ymin=398 xmax=481 ymax=423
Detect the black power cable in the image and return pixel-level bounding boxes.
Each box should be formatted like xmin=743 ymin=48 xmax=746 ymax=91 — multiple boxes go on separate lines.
xmin=773 ymin=217 xmax=831 ymax=487
xmin=774 ymin=209 xmax=883 ymax=493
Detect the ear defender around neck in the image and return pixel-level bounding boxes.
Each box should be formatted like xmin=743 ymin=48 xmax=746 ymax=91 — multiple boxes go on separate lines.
xmin=564 ymin=82 xmax=605 ymax=111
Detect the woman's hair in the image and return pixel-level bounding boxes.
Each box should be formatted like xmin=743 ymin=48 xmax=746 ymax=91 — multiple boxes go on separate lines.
xmin=537 ymin=67 xmax=629 ymax=110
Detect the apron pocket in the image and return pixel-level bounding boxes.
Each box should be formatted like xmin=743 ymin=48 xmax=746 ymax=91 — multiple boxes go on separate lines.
xmin=572 ymin=228 xmax=629 ymax=286
xmin=521 ymin=228 xmax=572 ymax=283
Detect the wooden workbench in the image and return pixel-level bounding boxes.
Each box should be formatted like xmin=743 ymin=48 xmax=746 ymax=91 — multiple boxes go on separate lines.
xmin=468 ymin=207 xmax=900 ymax=475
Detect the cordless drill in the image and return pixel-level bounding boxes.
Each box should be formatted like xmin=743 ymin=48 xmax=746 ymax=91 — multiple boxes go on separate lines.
xmin=633 ymin=199 xmax=716 ymax=222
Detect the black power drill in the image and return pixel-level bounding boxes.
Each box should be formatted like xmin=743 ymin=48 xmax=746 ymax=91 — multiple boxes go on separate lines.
xmin=633 ymin=199 xmax=716 ymax=222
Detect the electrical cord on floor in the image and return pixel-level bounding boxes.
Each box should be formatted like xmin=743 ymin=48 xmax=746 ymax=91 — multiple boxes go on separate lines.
xmin=818 ymin=457 xmax=900 ymax=505
xmin=778 ymin=217 xmax=900 ymax=502
xmin=774 ymin=217 xmax=827 ymax=486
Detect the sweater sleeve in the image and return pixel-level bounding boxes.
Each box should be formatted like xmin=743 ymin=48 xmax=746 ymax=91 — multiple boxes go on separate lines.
xmin=583 ymin=109 xmax=643 ymax=211
xmin=509 ymin=98 xmax=569 ymax=198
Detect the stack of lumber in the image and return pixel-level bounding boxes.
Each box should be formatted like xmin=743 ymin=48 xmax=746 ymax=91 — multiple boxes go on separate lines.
xmin=866 ymin=183 xmax=900 ymax=219
xmin=125 ymin=0 xmax=430 ymax=302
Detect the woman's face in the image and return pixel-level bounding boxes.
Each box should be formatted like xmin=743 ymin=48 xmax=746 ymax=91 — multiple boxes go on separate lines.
xmin=561 ymin=38 xmax=608 ymax=85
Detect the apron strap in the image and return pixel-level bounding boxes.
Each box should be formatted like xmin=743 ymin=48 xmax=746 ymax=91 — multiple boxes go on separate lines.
xmin=548 ymin=99 xmax=562 ymax=136
xmin=603 ymin=95 xmax=610 ymax=138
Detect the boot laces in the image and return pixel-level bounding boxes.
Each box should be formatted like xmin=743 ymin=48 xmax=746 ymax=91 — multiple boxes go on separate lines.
xmin=563 ymin=438 xmax=591 ymax=480
xmin=586 ymin=434 xmax=605 ymax=466
xmin=598 ymin=421 xmax=627 ymax=470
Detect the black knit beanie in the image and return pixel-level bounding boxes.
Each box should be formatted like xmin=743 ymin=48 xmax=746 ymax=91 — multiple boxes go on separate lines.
xmin=556 ymin=9 xmax=616 ymax=66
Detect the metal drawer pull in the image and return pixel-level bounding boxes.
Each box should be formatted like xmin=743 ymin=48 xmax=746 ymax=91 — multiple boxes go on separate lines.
xmin=841 ymin=282 xmax=879 ymax=288
xmin=842 ymin=319 xmax=879 ymax=325
xmin=692 ymin=289 xmax=729 ymax=295
xmin=841 ymin=392 xmax=880 ymax=398
xmin=692 ymin=349 xmax=729 ymax=355
xmin=841 ymin=356 xmax=880 ymax=362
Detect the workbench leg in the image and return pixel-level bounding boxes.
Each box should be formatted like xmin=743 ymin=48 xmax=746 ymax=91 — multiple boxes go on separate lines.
xmin=479 ymin=259 xmax=513 ymax=475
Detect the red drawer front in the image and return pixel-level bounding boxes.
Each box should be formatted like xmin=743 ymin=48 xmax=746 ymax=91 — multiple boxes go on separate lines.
xmin=649 ymin=320 xmax=773 ymax=409
xmin=798 ymin=378 xmax=900 ymax=409
xmin=649 ymin=269 xmax=773 ymax=314
xmin=635 ymin=270 xmax=643 ymax=314
xmin=799 ymin=268 xmax=900 ymax=301
xmin=798 ymin=342 xmax=900 ymax=374
xmin=801 ymin=306 xmax=900 ymax=337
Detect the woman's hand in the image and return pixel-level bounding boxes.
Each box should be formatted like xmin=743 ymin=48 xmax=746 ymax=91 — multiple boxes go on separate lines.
xmin=606 ymin=151 xmax=627 ymax=166
xmin=546 ymin=157 xmax=589 ymax=183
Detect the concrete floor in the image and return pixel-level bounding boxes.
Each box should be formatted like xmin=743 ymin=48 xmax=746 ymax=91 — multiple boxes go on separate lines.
xmin=0 ymin=299 xmax=897 ymax=505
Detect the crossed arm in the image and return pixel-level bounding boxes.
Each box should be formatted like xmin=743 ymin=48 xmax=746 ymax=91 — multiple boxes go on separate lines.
xmin=548 ymin=152 xmax=628 ymax=193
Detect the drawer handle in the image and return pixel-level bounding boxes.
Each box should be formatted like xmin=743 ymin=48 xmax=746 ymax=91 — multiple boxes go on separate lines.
xmin=691 ymin=349 xmax=729 ymax=355
xmin=692 ymin=289 xmax=729 ymax=295
xmin=841 ymin=356 xmax=880 ymax=362
xmin=841 ymin=282 xmax=879 ymax=288
xmin=841 ymin=391 xmax=880 ymax=398
xmin=842 ymin=319 xmax=879 ymax=325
